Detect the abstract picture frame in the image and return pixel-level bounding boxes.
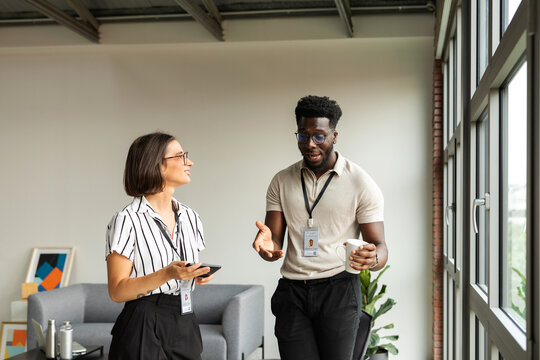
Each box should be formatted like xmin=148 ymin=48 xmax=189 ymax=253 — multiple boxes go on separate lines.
xmin=0 ymin=321 xmax=27 ymax=359
xmin=25 ymin=247 xmax=75 ymax=292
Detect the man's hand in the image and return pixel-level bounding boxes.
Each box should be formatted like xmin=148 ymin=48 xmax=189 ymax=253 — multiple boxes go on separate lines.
xmin=253 ymin=220 xmax=284 ymax=261
xmin=349 ymin=242 xmax=378 ymax=271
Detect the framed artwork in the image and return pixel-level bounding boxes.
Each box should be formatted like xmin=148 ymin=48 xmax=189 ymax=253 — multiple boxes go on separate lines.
xmin=0 ymin=322 xmax=27 ymax=359
xmin=25 ymin=247 xmax=75 ymax=292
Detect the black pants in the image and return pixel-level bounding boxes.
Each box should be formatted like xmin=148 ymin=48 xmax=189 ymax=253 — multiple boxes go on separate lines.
xmin=109 ymin=294 xmax=203 ymax=360
xmin=271 ymin=271 xmax=362 ymax=360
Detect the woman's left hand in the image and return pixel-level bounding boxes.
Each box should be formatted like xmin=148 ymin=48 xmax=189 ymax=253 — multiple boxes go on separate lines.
xmin=194 ymin=273 xmax=214 ymax=285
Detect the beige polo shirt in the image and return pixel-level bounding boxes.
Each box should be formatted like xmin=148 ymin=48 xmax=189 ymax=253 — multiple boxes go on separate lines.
xmin=266 ymin=152 xmax=384 ymax=280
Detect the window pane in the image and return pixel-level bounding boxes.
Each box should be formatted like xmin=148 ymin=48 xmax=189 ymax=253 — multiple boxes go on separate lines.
xmin=501 ymin=62 xmax=527 ymax=328
xmin=448 ymin=37 xmax=457 ymax=140
xmin=502 ymin=0 xmax=522 ymax=33
xmin=447 ymin=282 xmax=454 ymax=360
xmin=476 ymin=114 xmax=489 ymax=291
xmin=475 ymin=317 xmax=489 ymax=360
xmin=452 ymin=38 xmax=457 ymax=133
xmin=447 ymin=156 xmax=455 ymax=260
xmin=477 ymin=0 xmax=489 ymax=82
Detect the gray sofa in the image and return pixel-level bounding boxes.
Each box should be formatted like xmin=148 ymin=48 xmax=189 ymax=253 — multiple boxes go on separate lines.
xmin=27 ymin=283 xmax=264 ymax=360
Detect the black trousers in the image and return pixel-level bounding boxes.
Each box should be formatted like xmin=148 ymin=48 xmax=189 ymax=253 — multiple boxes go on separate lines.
xmin=271 ymin=271 xmax=362 ymax=360
xmin=109 ymin=294 xmax=203 ymax=360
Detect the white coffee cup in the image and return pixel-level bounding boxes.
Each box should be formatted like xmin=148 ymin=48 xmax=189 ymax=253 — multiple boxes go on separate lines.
xmin=335 ymin=238 xmax=368 ymax=274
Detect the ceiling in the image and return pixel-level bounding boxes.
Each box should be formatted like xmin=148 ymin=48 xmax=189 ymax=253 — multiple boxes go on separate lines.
xmin=0 ymin=0 xmax=436 ymax=42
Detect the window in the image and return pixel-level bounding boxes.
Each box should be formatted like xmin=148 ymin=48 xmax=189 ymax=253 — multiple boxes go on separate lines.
xmin=477 ymin=0 xmax=489 ymax=82
xmin=475 ymin=113 xmax=489 ymax=291
xmin=500 ymin=61 xmax=527 ymax=328
xmin=474 ymin=317 xmax=489 ymax=360
xmin=502 ymin=0 xmax=522 ymax=32
xmin=439 ymin=1 xmax=535 ymax=360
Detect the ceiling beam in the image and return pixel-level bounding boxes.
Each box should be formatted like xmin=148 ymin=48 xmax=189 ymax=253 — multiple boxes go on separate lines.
xmin=202 ymin=0 xmax=222 ymax=24
xmin=23 ymin=0 xmax=99 ymax=43
xmin=334 ymin=0 xmax=354 ymax=37
xmin=174 ymin=0 xmax=224 ymax=41
xmin=66 ymin=0 xmax=99 ymax=31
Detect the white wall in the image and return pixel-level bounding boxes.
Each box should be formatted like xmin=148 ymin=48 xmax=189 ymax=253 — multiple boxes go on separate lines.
xmin=0 ymin=14 xmax=434 ymax=359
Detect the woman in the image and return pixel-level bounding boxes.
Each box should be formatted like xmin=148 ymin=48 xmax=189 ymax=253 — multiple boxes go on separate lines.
xmin=106 ymin=132 xmax=213 ymax=360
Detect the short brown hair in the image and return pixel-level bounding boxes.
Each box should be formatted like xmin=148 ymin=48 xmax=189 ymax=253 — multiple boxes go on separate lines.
xmin=124 ymin=132 xmax=175 ymax=197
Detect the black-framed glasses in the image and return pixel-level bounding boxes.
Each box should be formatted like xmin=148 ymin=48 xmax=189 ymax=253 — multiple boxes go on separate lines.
xmin=295 ymin=132 xmax=328 ymax=145
xmin=164 ymin=152 xmax=189 ymax=165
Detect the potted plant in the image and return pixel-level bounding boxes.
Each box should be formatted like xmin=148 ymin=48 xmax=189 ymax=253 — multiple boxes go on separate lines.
xmin=359 ymin=265 xmax=399 ymax=359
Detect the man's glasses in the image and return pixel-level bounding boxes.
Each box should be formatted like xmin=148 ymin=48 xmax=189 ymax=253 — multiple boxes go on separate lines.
xmin=295 ymin=133 xmax=328 ymax=145
xmin=164 ymin=152 xmax=189 ymax=165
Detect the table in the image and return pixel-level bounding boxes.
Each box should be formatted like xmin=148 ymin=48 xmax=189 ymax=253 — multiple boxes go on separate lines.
xmin=9 ymin=346 xmax=105 ymax=360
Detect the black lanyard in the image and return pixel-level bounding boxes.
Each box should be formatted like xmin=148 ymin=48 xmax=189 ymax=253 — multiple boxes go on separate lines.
xmin=154 ymin=201 xmax=184 ymax=261
xmin=301 ymin=170 xmax=335 ymax=227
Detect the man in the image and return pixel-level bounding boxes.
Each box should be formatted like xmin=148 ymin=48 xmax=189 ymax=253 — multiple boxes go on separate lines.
xmin=252 ymin=95 xmax=387 ymax=360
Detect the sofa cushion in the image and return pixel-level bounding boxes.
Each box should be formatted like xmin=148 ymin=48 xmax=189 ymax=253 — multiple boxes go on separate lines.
xmin=83 ymin=284 xmax=123 ymax=323
xmin=193 ymin=285 xmax=250 ymax=324
xmin=71 ymin=323 xmax=114 ymax=354
xmin=200 ymin=324 xmax=226 ymax=360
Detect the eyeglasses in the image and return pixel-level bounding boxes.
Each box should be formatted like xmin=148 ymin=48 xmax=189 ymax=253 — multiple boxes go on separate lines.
xmin=164 ymin=152 xmax=189 ymax=165
xmin=295 ymin=132 xmax=328 ymax=145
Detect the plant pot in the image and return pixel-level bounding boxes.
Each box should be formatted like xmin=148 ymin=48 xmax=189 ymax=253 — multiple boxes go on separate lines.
xmin=365 ymin=350 xmax=389 ymax=360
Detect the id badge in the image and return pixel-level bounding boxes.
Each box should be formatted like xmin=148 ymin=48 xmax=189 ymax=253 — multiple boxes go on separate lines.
xmin=303 ymin=226 xmax=319 ymax=257
xmin=180 ymin=281 xmax=193 ymax=314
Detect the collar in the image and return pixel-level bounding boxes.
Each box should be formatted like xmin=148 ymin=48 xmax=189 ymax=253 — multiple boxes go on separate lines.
xmin=130 ymin=196 xmax=183 ymax=219
xmin=300 ymin=151 xmax=345 ymax=177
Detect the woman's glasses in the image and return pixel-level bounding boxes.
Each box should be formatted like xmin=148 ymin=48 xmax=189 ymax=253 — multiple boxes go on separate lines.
xmin=164 ymin=152 xmax=189 ymax=165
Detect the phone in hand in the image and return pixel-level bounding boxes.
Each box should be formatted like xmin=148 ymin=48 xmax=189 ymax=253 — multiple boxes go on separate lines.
xmin=187 ymin=263 xmax=221 ymax=278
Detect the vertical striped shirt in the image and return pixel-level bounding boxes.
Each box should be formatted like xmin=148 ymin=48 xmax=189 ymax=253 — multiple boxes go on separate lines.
xmin=106 ymin=196 xmax=205 ymax=295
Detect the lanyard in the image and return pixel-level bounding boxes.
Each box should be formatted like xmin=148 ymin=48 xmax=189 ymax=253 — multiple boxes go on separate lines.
xmin=301 ymin=170 xmax=335 ymax=227
xmin=154 ymin=201 xmax=184 ymax=261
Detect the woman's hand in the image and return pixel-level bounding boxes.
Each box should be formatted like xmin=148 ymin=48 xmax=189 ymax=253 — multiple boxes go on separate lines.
xmin=166 ymin=261 xmax=211 ymax=281
xmin=194 ymin=273 xmax=214 ymax=285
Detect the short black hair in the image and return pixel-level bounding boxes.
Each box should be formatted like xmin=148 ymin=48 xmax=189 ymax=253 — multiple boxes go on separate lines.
xmin=124 ymin=132 xmax=175 ymax=197
xmin=295 ymin=95 xmax=342 ymax=129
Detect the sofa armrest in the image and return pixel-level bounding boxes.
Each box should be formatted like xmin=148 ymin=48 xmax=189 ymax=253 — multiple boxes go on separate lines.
xmin=27 ymin=285 xmax=85 ymax=349
xmin=222 ymin=285 xmax=264 ymax=360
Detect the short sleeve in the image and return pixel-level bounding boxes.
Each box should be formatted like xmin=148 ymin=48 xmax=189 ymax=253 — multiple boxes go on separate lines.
xmin=106 ymin=212 xmax=135 ymax=261
xmin=266 ymin=173 xmax=282 ymax=212
xmin=356 ymin=176 xmax=385 ymax=224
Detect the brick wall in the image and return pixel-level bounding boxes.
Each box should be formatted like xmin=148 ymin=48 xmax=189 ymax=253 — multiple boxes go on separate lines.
xmin=433 ymin=59 xmax=444 ymax=360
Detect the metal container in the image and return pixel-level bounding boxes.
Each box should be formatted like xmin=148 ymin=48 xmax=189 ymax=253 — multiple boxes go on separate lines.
xmin=45 ymin=319 xmax=56 ymax=359
xmin=59 ymin=321 xmax=73 ymax=359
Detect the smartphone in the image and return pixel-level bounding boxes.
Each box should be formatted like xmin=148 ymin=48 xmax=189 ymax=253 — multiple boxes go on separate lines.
xmin=198 ymin=264 xmax=221 ymax=278
xmin=187 ymin=263 xmax=221 ymax=278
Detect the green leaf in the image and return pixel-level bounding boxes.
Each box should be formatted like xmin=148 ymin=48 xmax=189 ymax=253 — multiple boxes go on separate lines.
xmin=382 ymin=335 xmax=399 ymax=341
xmin=372 ymin=323 xmax=394 ymax=333
xmin=374 ymin=298 xmax=396 ymax=320
xmin=359 ymin=269 xmax=371 ymax=291
xmin=369 ymin=285 xmax=387 ymax=306
xmin=369 ymin=332 xmax=380 ymax=348
xmin=373 ymin=265 xmax=390 ymax=285
xmin=364 ymin=303 xmax=375 ymax=316
xmin=512 ymin=267 xmax=525 ymax=283
xmin=380 ymin=343 xmax=399 ymax=355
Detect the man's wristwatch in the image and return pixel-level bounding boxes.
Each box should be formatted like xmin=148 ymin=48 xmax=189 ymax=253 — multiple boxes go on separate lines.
xmin=370 ymin=252 xmax=379 ymax=269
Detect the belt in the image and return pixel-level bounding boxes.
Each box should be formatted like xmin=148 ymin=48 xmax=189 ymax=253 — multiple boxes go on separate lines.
xmin=129 ymin=293 xmax=180 ymax=306
xmin=282 ymin=271 xmax=355 ymax=286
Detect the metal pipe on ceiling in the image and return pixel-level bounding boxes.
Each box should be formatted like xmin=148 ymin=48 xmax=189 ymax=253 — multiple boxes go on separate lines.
xmin=0 ymin=4 xmax=435 ymax=25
